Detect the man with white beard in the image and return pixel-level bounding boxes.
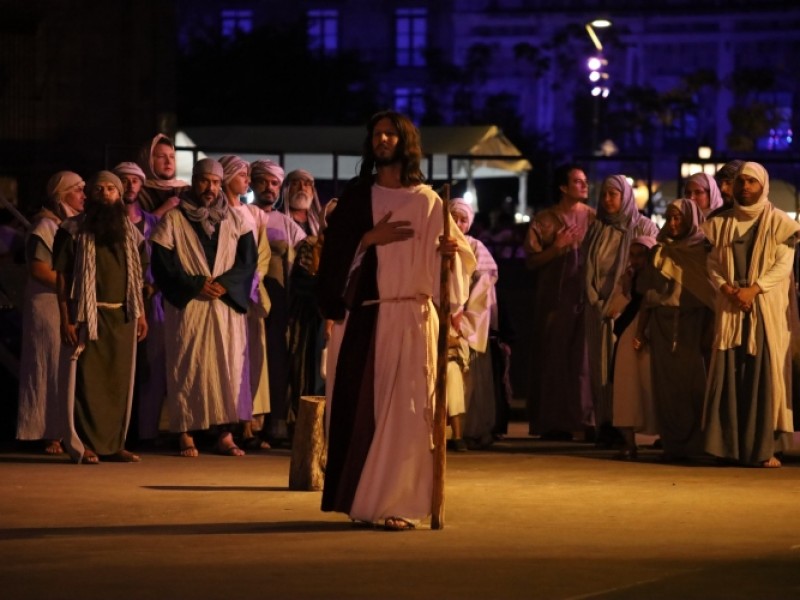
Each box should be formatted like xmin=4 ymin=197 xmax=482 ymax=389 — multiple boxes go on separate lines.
xmin=281 ymin=170 xmax=325 ymax=428
xmin=282 ymin=169 xmax=323 ymax=236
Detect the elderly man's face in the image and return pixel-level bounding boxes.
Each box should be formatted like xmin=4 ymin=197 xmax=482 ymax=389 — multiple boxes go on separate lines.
xmin=287 ymin=177 xmax=314 ymax=210
xmin=92 ymin=182 xmax=121 ymax=205
xmin=252 ymin=173 xmax=282 ymax=209
xmin=119 ymin=175 xmax=143 ymax=204
xmin=152 ymin=143 xmax=176 ymax=179
xmin=194 ymin=174 xmax=222 ymax=206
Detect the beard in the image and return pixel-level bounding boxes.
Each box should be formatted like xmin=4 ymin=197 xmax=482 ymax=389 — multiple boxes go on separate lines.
xmin=374 ymin=153 xmax=400 ymax=167
xmin=289 ymin=191 xmax=312 ymax=211
xmin=82 ymin=199 xmax=128 ymax=247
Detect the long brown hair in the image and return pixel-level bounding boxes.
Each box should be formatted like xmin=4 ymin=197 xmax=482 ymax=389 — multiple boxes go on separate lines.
xmin=359 ymin=110 xmax=424 ymax=187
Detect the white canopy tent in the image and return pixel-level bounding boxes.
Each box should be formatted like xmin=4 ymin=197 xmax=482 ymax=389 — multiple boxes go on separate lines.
xmin=175 ymin=125 xmax=532 ymax=214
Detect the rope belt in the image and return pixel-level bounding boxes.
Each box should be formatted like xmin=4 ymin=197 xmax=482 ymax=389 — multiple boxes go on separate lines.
xmin=97 ymin=302 xmax=124 ymax=309
xmin=361 ymin=293 xmax=431 ymax=307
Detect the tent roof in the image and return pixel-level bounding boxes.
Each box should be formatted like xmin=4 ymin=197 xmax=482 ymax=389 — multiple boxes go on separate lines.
xmin=177 ymin=124 xmax=531 ymax=173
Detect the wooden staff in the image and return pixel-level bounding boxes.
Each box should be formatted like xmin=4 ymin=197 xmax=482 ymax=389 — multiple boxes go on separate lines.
xmin=431 ymin=183 xmax=451 ymax=530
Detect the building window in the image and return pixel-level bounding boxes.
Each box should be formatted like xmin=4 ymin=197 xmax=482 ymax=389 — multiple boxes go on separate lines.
xmin=394 ymin=87 xmax=426 ymax=120
xmin=396 ymin=8 xmax=427 ymax=67
xmin=221 ymin=9 xmax=253 ymax=39
xmin=308 ymin=9 xmax=339 ymax=56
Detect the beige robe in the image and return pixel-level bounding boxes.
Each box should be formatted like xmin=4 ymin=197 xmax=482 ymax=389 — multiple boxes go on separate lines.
xmin=150 ymin=208 xmax=250 ymax=431
xmin=327 ymin=184 xmax=475 ymax=524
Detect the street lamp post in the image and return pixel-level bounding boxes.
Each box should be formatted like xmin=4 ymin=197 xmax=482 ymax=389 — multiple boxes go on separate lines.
xmin=585 ymin=20 xmax=611 ymax=156
xmin=585 ymin=19 xmax=611 ymax=196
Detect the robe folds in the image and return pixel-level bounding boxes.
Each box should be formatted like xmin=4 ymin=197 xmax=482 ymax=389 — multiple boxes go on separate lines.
xmin=317 ymin=179 xmax=475 ymax=524
xmin=150 ymin=202 xmax=257 ymax=432
xmin=17 ymin=215 xmax=68 ymax=442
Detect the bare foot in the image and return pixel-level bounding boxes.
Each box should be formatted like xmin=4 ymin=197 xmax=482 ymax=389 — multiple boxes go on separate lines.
xmin=179 ymin=433 xmax=199 ymax=458
xmin=762 ymin=456 xmax=781 ymax=468
xmin=81 ymin=449 xmax=100 ymax=464
xmin=108 ymin=450 xmax=141 ymax=463
xmin=216 ymin=432 xmax=245 ymax=456
xmin=44 ymin=440 xmax=64 ymax=455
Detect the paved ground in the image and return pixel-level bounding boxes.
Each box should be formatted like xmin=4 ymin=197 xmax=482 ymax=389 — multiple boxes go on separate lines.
xmin=1 ymin=425 xmax=800 ymax=600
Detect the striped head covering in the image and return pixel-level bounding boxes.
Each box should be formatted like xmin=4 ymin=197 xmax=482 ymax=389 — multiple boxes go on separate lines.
xmin=113 ymin=161 xmax=147 ymax=183
xmin=219 ymin=155 xmax=250 ymax=185
xmin=251 ymin=159 xmax=285 ymax=185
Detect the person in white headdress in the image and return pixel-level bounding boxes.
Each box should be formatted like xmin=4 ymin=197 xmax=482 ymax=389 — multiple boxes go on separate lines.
xmin=702 ymin=162 xmax=800 ymax=468
xmin=282 ymin=169 xmax=323 ymax=236
xmin=280 ymin=169 xmax=327 ymax=429
xmin=630 ymin=199 xmax=715 ymax=462
xmin=16 ymin=171 xmax=85 ymax=454
xmin=137 ymin=133 xmax=189 ymax=218
xmin=250 ymin=159 xmax=307 ymax=446
xmin=53 ymin=171 xmax=148 ymax=464
xmin=219 ymin=155 xmax=272 ymax=450
xmin=448 ymin=197 xmax=498 ymax=449
xmin=113 ymin=161 xmax=166 ymax=444
xmin=150 ymin=158 xmax=257 ymax=458
xmin=684 ymin=172 xmax=724 ymax=218
xmin=583 ymin=174 xmax=659 ymax=446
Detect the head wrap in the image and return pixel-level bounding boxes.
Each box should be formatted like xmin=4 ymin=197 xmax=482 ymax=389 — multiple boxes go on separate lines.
xmin=653 ymin=198 xmax=715 ymax=308
xmin=632 ymin=235 xmax=657 ymax=250
xmin=46 ymin=171 xmax=84 ymax=202
xmin=657 ymin=198 xmax=705 ymax=245
xmin=112 ymin=161 xmax=147 ymax=183
xmin=449 ymin=197 xmax=475 ymax=229
xmin=733 ymin=161 xmax=769 ymax=222
xmin=218 ymin=155 xmax=250 ymax=185
xmin=139 ymin=133 xmax=189 ymax=190
xmin=251 ymin=159 xmax=285 ymax=185
xmin=585 ymin=175 xmax=657 ymax=306
xmin=686 ymin=172 xmax=723 ymax=217
xmin=598 ymin=175 xmax=638 ymax=230
xmin=192 ymin=158 xmax=224 ymax=180
xmin=282 ymin=169 xmax=322 ymax=235
xmin=714 ymin=159 xmax=745 ymax=186
xmin=89 ymin=170 xmax=124 ymax=199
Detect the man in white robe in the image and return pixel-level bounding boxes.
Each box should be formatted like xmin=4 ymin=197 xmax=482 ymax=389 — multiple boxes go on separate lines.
xmin=317 ymin=111 xmax=475 ymax=530
xmin=250 ymin=159 xmax=307 ymax=445
xmin=150 ymin=158 xmax=257 ymax=457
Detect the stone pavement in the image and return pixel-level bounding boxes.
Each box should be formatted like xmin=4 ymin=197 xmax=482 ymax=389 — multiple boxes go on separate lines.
xmin=1 ymin=425 xmax=799 ymax=600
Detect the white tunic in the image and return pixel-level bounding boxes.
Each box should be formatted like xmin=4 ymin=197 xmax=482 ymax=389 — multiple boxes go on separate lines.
xmin=333 ymin=184 xmax=474 ymax=524
xmin=16 ymin=216 xmax=67 ymax=440
xmin=150 ymin=208 xmax=250 ymax=431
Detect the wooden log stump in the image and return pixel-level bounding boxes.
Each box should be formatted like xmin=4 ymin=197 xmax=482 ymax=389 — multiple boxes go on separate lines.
xmin=289 ymin=395 xmax=327 ymax=491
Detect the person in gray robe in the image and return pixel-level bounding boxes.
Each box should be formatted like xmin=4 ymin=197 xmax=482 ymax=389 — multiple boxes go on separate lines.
xmin=53 ymin=171 xmax=147 ymax=464
xmin=702 ymin=162 xmax=799 ymax=467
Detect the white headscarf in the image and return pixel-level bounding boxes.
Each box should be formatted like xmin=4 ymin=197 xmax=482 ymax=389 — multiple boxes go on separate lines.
xmin=686 ymin=172 xmax=723 ymax=217
xmin=733 ymin=162 xmax=769 ymax=222
xmin=449 ymin=197 xmax=474 ymax=229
